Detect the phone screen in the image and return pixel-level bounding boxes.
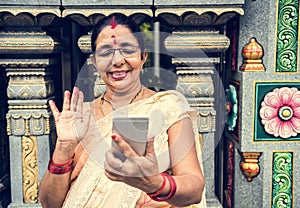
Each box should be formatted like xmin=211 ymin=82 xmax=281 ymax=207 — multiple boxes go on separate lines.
xmin=112 ymin=116 xmax=149 ymax=156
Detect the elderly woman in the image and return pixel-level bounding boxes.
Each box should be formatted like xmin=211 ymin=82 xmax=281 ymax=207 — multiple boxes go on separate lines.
xmin=39 ymin=13 xmax=206 ymax=208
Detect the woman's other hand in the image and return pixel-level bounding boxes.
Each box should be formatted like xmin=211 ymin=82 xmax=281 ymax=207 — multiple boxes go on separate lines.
xmin=49 ymin=87 xmax=91 ymax=162
xmin=104 ymin=134 xmax=164 ymax=194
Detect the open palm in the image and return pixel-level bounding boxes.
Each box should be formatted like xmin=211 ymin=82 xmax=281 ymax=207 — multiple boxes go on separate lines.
xmin=49 ymin=87 xmax=91 ymax=152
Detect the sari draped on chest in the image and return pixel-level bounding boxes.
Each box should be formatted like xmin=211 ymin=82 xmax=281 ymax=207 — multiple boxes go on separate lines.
xmin=62 ymin=90 xmax=207 ymax=208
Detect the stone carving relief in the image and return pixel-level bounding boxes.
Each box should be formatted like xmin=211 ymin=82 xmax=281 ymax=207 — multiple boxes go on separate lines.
xmin=22 ymin=135 xmax=38 ymax=204
xmin=259 ymin=87 xmax=300 ymax=139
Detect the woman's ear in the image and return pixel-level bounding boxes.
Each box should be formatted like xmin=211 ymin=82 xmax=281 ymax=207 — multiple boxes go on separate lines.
xmin=89 ymin=54 xmax=97 ymax=68
xmin=141 ymin=49 xmax=148 ymax=65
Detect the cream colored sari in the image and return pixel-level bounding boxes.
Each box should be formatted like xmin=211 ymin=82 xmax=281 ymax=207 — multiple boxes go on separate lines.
xmin=62 ymin=90 xmax=207 ymax=208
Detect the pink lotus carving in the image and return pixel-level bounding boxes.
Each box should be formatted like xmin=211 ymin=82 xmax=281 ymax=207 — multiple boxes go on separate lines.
xmin=260 ymin=87 xmax=300 ymax=138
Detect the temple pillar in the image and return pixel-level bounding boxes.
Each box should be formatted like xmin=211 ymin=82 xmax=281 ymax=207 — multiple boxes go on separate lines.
xmin=4 ymin=58 xmax=57 ymax=207
xmin=0 ymin=5 xmax=61 ymax=207
xmin=165 ymin=30 xmax=230 ymax=207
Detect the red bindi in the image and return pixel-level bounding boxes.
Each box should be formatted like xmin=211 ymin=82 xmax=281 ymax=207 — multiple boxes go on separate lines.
xmin=111 ymin=35 xmax=117 ymax=45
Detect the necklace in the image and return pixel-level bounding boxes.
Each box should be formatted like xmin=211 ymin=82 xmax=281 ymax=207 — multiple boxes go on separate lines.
xmin=99 ymin=85 xmax=145 ymax=117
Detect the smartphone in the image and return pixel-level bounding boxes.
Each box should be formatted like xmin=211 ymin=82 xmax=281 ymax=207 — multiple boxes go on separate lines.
xmin=112 ymin=116 xmax=149 ymax=156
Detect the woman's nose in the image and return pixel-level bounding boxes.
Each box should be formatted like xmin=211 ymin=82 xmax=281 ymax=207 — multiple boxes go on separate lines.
xmin=111 ymin=49 xmax=125 ymax=66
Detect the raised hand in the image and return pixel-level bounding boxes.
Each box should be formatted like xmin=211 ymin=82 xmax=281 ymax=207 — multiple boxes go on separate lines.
xmin=49 ymin=87 xmax=91 ymax=161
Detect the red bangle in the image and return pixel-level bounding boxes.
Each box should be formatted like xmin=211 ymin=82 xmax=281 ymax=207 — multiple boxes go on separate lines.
xmin=48 ymin=163 xmax=74 ymax=174
xmin=50 ymin=154 xmax=75 ymax=167
xmin=47 ymin=154 xmax=75 ymax=174
xmin=150 ymin=174 xmax=177 ymax=202
xmin=147 ymin=173 xmax=167 ymax=197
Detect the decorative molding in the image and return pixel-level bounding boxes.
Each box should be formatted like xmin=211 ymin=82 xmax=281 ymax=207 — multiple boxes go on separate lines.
xmin=0 ymin=59 xmax=59 ymax=68
xmin=22 ymin=135 xmax=38 ymax=204
xmin=6 ymin=112 xmax=51 ymax=136
xmin=197 ymin=108 xmax=216 ymax=133
xmin=0 ymin=31 xmax=62 ymax=54
xmin=275 ymin=0 xmax=299 ymax=73
xmin=271 ymin=152 xmax=293 ymax=208
xmin=3 ymin=59 xmax=58 ymax=101
xmin=63 ymin=10 xmax=152 ymax=26
xmin=156 ymin=8 xmax=244 ymax=26
xmin=239 ymin=151 xmax=261 ymax=182
xmin=173 ymin=58 xmax=217 ymax=102
xmin=6 ymin=71 xmax=54 ymax=100
xmin=165 ymin=31 xmax=230 ymax=54
xmin=176 ymin=70 xmax=214 ymax=98
xmin=172 ymin=57 xmax=220 ymax=66
xmin=0 ymin=9 xmax=61 ymax=27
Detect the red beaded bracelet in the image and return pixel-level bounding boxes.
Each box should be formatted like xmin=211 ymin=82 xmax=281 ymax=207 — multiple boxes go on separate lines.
xmin=147 ymin=173 xmax=167 ymax=197
xmin=47 ymin=154 xmax=75 ymax=175
xmin=149 ymin=173 xmax=177 ymax=202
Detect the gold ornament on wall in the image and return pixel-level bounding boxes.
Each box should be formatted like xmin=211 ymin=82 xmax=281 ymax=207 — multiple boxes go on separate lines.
xmin=240 ymin=37 xmax=265 ymax=72
xmin=239 ymin=151 xmax=262 ymax=182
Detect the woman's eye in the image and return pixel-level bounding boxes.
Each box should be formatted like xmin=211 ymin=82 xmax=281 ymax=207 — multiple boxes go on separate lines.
xmin=99 ymin=50 xmax=113 ymax=57
xmin=122 ymin=48 xmax=135 ymax=54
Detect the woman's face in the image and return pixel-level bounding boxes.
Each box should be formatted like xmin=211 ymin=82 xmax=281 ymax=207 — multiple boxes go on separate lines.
xmin=92 ymin=24 xmax=147 ymax=91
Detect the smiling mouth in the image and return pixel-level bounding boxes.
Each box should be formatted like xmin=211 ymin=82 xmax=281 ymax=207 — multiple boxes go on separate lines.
xmin=109 ymin=69 xmax=131 ymax=79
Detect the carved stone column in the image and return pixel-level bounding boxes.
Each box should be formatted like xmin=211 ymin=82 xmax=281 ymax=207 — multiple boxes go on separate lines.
xmin=165 ymin=30 xmax=230 ymax=207
xmin=0 ymin=8 xmax=61 ymax=207
xmin=5 ymin=60 xmax=55 ymax=207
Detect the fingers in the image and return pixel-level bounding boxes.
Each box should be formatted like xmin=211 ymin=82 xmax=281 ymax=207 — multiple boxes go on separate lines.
xmin=70 ymin=87 xmax=79 ymax=111
xmin=145 ymin=136 xmax=155 ymax=157
xmin=76 ymin=91 xmax=84 ymax=114
xmin=49 ymin=100 xmax=60 ymax=120
xmin=62 ymin=87 xmax=84 ymax=113
xmin=62 ymin=90 xmax=71 ymax=111
xmin=112 ymin=134 xmax=139 ymax=158
xmin=105 ymin=150 xmax=123 ymax=170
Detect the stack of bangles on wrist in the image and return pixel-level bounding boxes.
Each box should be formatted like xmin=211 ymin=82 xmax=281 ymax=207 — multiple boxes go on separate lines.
xmin=47 ymin=154 xmax=75 ymax=174
xmin=147 ymin=173 xmax=177 ymax=201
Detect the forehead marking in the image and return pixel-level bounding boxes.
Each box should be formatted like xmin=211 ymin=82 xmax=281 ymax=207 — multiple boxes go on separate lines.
xmin=111 ymin=16 xmax=117 ymax=29
xmin=111 ymin=35 xmax=117 ymax=44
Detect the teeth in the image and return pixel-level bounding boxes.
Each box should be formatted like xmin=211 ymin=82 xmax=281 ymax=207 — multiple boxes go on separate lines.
xmin=111 ymin=70 xmax=128 ymax=79
xmin=113 ymin=71 xmax=126 ymax=76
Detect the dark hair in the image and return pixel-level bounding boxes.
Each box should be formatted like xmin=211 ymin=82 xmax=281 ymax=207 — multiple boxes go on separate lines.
xmin=91 ymin=13 xmax=144 ymax=53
